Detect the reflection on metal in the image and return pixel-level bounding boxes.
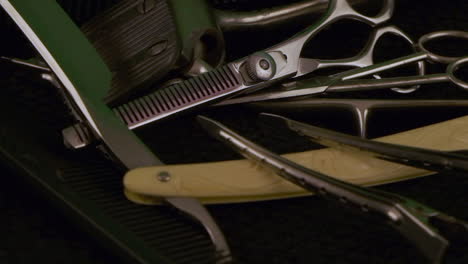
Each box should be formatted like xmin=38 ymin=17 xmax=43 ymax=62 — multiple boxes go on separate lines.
xmin=115 ymin=0 xmax=395 ymax=128
xmin=0 ymin=0 xmax=231 ymax=259
xmin=252 ymin=99 xmax=468 ymax=138
xmin=218 ymin=25 xmax=422 ymax=106
xmin=0 ymin=56 xmax=51 ymax=71
xmin=263 ymin=113 xmax=468 ymax=175
xmin=62 ymin=123 xmax=94 ymax=149
xmin=166 ymin=197 xmax=232 ymax=263
xmin=198 ymin=115 xmax=468 ymax=264
xmin=222 ymin=31 xmax=468 ymax=108
xmin=186 ymin=58 xmax=215 ymax=77
xmin=215 ymin=0 xmax=368 ymax=31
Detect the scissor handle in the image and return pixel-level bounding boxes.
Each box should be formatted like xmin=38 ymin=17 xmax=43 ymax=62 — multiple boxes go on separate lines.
xmin=419 ymin=30 xmax=468 ymax=64
xmin=315 ymin=26 xmax=421 ymax=71
xmin=299 ymin=0 xmax=395 ymax=51
xmin=265 ymin=0 xmax=395 ymax=79
xmin=447 ymin=57 xmax=468 ymax=90
xmin=297 ymin=26 xmax=416 ymax=76
xmin=331 ymin=0 xmax=395 ymax=26
xmin=318 ymin=25 xmax=426 ymax=94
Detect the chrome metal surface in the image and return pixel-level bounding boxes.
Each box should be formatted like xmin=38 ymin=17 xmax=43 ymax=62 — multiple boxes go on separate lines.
xmin=0 ymin=1 xmax=231 ymax=258
xmin=322 ymin=30 xmax=468 ymax=91
xmin=250 ymin=99 xmax=468 ymax=138
xmin=0 ymin=56 xmax=51 ymax=71
xmin=62 ymin=123 xmax=94 ymax=150
xmin=198 ymin=115 xmax=468 ymax=264
xmin=262 ymin=0 xmax=394 ymax=80
xmin=223 ymin=30 xmax=468 ymax=105
xmin=262 ymin=113 xmax=468 ymax=174
xmin=327 ymin=60 xmax=468 ymax=93
xmin=117 ymin=0 xmax=395 ymax=127
xmin=0 ymin=0 xmax=162 ymax=168
xmin=447 ymin=57 xmax=468 ymax=90
xmin=186 ymin=59 xmax=215 ymax=77
xmin=326 ymin=72 xmax=449 ymax=92
xmin=418 ymin=30 xmax=468 ymax=64
xmin=115 ymin=64 xmax=246 ymax=129
xmin=296 ymin=25 xmax=413 ymax=78
xmin=245 ymin=52 xmax=277 ymax=81
xmin=165 ymin=197 xmax=232 ymax=263
xmin=157 ymin=171 xmax=172 ymax=183
xmin=214 ymin=0 xmax=368 ymax=31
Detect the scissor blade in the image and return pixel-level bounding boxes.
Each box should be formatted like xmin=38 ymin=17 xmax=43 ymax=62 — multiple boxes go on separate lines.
xmin=251 ymin=99 xmax=468 ymax=138
xmin=114 ymin=64 xmax=247 ymax=129
xmin=197 ymin=115 xmax=454 ymax=264
xmin=260 ymin=113 xmax=468 ymax=174
xmin=218 ymin=81 xmax=330 ymax=106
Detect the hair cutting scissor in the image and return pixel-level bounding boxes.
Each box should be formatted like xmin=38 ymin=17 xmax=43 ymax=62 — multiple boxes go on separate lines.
xmin=222 ymin=30 xmax=468 ymax=105
xmin=114 ymin=0 xmax=400 ymax=129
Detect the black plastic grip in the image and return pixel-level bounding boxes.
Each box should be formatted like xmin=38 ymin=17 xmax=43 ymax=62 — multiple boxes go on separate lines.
xmin=82 ymin=0 xmax=179 ymax=104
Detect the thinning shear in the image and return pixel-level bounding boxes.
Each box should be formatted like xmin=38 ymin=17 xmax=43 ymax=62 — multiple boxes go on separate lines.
xmin=197 ymin=115 xmax=468 ymax=264
xmin=114 ymin=0 xmax=398 ymax=129
xmin=223 ymin=30 xmax=468 ymax=105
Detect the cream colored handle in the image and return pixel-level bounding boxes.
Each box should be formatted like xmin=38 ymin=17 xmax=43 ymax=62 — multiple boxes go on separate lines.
xmin=124 ymin=115 xmax=468 ymax=205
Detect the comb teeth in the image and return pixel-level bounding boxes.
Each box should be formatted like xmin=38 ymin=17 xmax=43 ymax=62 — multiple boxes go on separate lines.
xmin=114 ymin=64 xmax=244 ymax=129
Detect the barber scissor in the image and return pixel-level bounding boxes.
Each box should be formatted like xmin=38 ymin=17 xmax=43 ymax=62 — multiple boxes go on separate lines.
xmin=114 ymin=0 xmax=402 ymax=129
xmin=223 ymin=30 xmax=468 ymax=105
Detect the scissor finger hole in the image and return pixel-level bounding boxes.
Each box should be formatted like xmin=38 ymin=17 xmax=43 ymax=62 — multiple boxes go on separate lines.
xmin=447 ymin=57 xmax=468 ymax=90
xmin=419 ymin=31 xmax=468 ymax=64
xmin=349 ymin=0 xmax=386 ymax=17
xmin=344 ymin=0 xmax=394 ymax=25
xmin=302 ymin=20 xmax=371 ymax=60
xmin=372 ymin=34 xmax=426 ymax=94
xmin=390 ymin=54 xmax=425 ymax=94
xmin=374 ymin=34 xmax=420 ymax=75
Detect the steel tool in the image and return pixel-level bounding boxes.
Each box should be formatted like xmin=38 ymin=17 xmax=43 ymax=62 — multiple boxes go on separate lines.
xmin=261 ymin=113 xmax=468 ymax=175
xmin=114 ymin=0 xmax=397 ymax=129
xmin=123 ymin=112 xmax=468 ymax=205
xmin=215 ymin=0 xmax=368 ymax=31
xmin=223 ymin=30 xmax=468 ymax=105
xmin=80 ymin=0 xmax=371 ymax=104
xmin=0 ymin=0 xmax=232 ymax=261
xmin=0 ymin=1 xmax=377 ymax=259
xmin=198 ymin=115 xmax=468 ymax=264
xmin=250 ymin=99 xmax=468 ymax=138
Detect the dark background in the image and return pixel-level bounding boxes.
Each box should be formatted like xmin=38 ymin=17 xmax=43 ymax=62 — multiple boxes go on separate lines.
xmin=1 ymin=0 xmax=468 ymax=263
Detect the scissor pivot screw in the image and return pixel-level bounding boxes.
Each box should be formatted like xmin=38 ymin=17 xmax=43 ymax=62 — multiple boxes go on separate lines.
xmin=157 ymin=171 xmax=171 ymax=182
xmin=246 ymin=52 xmax=276 ymax=82
xmin=259 ymin=59 xmax=270 ymax=70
